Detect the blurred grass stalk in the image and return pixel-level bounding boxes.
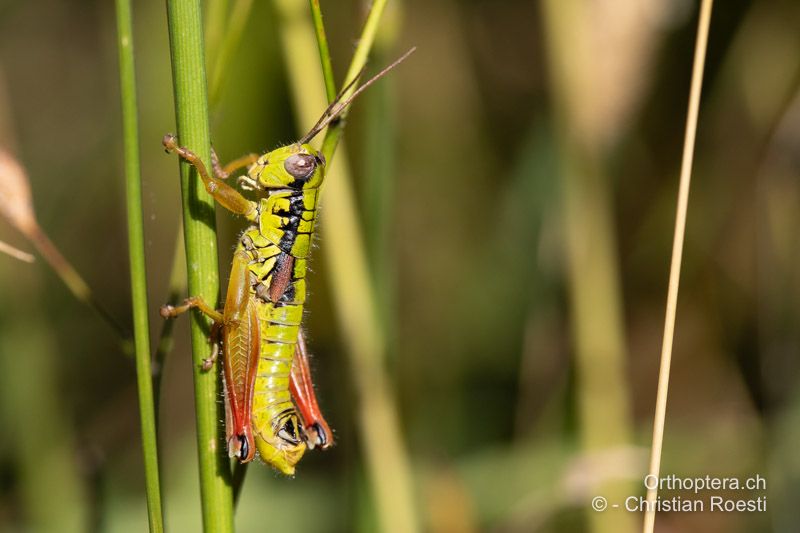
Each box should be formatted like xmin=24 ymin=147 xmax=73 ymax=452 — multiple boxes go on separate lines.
xmin=152 ymin=233 xmax=186 ymax=414
xmin=114 ymin=0 xmax=164 ymax=530
xmin=733 ymin=2 xmax=800 ymax=527
xmin=0 ymin=326 xmax=87 ymax=533
xmin=0 ymin=149 xmax=128 ymax=345
xmin=0 ymin=72 xmax=86 ymax=533
xmin=274 ymin=0 xmax=419 ymax=531
xmin=165 ymin=0 xmax=234 ymax=530
xmin=541 ymin=2 xmax=636 ymax=532
xmin=204 ymin=0 xmax=230 ymax=80
xmin=206 ymin=0 xmax=254 ymax=108
xmin=361 ymin=8 xmax=401 ymax=341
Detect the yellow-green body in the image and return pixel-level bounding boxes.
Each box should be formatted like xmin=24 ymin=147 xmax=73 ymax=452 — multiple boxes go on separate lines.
xmin=161 ymin=48 xmax=412 ymax=474
xmin=161 ymin=136 xmax=326 ymax=474
xmin=227 ymin=143 xmax=326 ymax=473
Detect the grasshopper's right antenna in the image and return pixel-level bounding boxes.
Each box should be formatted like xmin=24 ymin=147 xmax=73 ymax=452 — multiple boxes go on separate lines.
xmin=298 ymin=47 xmax=417 ymax=145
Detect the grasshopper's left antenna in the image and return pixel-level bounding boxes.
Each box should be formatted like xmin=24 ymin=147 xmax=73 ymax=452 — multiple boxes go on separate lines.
xmin=298 ymin=47 xmax=417 ymax=145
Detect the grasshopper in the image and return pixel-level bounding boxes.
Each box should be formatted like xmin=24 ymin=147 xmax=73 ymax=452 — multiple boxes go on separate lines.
xmin=161 ymin=49 xmax=414 ymax=474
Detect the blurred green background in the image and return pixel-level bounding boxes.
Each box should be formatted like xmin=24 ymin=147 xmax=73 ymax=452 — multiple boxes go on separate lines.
xmin=1 ymin=0 xmax=799 ymax=531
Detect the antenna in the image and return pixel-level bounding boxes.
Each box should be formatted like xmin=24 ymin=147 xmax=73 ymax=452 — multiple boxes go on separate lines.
xmin=298 ymin=47 xmax=417 ymax=145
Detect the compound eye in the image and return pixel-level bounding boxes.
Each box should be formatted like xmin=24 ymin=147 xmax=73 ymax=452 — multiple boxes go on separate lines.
xmin=278 ymin=419 xmax=300 ymax=444
xmin=284 ymin=153 xmax=317 ymax=180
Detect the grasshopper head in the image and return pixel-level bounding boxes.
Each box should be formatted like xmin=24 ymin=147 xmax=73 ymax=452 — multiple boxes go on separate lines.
xmin=250 ymin=143 xmax=325 ymax=191
xmin=254 ymin=411 xmax=307 ymax=475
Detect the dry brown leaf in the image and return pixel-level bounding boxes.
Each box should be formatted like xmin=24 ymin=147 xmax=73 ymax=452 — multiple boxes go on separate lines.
xmin=0 ymin=148 xmax=37 ymax=235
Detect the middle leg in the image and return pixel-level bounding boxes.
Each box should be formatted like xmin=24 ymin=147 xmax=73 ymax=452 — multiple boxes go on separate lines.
xmin=160 ymin=296 xmax=224 ymax=369
xmin=211 ymin=147 xmax=259 ymax=180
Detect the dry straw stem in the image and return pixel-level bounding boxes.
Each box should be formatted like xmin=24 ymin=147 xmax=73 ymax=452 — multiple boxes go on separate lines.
xmin=274 ymin=0 xmax=419 ymax=531
xmin=0 ymin=149 xmax=85 ymax=298
xmin=0 ymin=148 xmax=36 ymax=233
xmin=643 ymin=1 xmax=714 ymax=532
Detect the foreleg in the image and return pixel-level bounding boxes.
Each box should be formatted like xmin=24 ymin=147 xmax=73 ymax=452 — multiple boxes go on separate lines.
xmin=163 ymin=134 xmax=257 ymax=220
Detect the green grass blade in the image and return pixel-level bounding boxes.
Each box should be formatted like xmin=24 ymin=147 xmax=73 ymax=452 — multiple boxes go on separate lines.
xmin=308 ymin=0 xmax=336 ymax=103
xmin=204 ymin=0 xmax=230 ymax=72
xmin=113 ymin=0 xmax=164 ymax=530
xmin=165 ymin=1 xmax=234 ymax=530
xmin=208 ymin=0 xmax=255 ymax=107
xmin=362 ymin=43 xmax=397 ymax=338
xmin=319 ymin=0 xmax=389 ymax=164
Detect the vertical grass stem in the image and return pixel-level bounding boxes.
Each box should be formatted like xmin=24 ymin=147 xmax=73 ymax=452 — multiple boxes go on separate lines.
xmin=114 ymin=0 xmax=165 ymax=529
xmin=166 ymin=0 xmax=234 ymax=530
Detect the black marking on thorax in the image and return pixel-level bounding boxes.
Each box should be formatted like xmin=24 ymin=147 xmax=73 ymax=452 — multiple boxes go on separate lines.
xmin=277 ymin=193 xmax=307 ymax=252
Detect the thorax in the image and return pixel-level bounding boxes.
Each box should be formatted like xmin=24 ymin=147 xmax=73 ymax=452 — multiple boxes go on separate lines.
xmin=257 ymin=188 xmax=320 ymax=258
